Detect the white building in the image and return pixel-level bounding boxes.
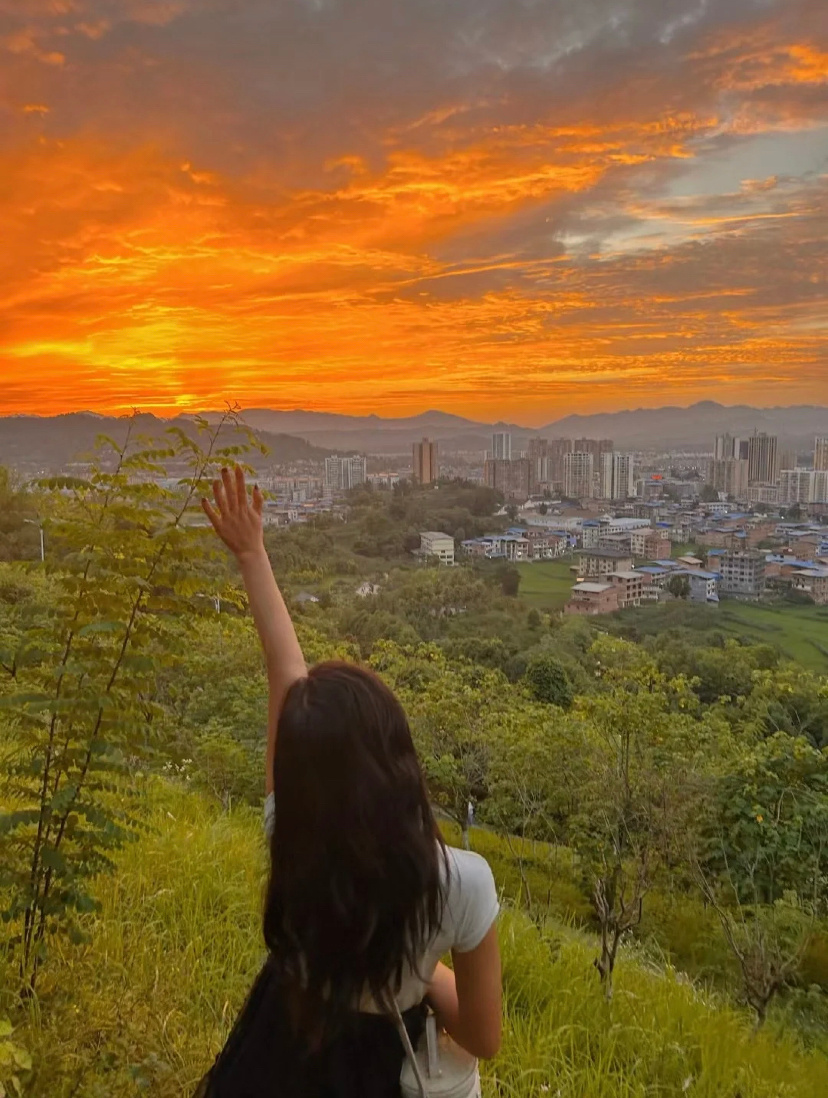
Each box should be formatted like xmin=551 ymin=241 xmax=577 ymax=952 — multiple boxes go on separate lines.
xmin=419 ymin=531 xmax=455 ymax=565
xmin=491 ymin=432 xmax=512 ymax=461
xmin=779 ymin=469 xmax=828 ymax=505
xmin=324 ymin=455 xmax=367 ymax=493
xmin=599 ymin=452 xmax=635 ymax=500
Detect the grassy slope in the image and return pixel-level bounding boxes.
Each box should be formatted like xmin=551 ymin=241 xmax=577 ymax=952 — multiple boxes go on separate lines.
xmin=7 ymin=783 xmax=828 ymax=1098
xmin=517 ymin=559 xmax=577 ymax=611
xmin=717 ymin=602 xmax=828 ymax=672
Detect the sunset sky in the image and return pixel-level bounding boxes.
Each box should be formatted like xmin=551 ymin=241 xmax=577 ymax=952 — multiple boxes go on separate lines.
xmin=1 ymin=0 xmax=827 ymax=424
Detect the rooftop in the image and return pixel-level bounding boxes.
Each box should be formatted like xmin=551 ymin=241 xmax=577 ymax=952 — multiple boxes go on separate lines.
xmin=579 ymin=547 xmax=633 ymax=559
xmin=572 ymin=582 xmax=615 ymax=594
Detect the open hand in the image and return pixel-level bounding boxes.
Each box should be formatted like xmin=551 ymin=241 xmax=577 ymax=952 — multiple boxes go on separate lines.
xmin=202 ymin=465 xmax=265 ymax=560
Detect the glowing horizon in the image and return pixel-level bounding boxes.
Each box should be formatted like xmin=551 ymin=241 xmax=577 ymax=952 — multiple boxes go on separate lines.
xmin=1 ymin=0 xmax=826 ymax=420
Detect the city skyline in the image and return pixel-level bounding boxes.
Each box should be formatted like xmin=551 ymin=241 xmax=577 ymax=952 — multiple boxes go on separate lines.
xmin=1 ymin=0 xmax=827 ymax=420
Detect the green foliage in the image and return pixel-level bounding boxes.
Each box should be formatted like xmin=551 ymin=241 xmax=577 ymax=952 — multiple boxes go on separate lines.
xmin=570 ymin=636 xmax=727 ymax=995
xmin=523 ymin=653 xmax=573 ymax=709
xmin=0 ymin=1018 xmax=32 ymax=1098
xmin=0 ymin=468 xmax=41 ymax=564
xmin=496 ymin=563 xmax=520 ymax=597
xmin=698 ymin=733 xmax=828 ymax=908
xmin=6 ymin=784 xmax=828 ymax=1097
xmin=666 ymin=574 xmax=691 ymax=600
xmin=0 ymin=413 xmax=260 ymax=987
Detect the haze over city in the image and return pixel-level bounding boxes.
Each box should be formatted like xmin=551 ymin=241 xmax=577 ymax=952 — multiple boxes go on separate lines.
xmin=2 ymin=0 xmax=827 ymax=422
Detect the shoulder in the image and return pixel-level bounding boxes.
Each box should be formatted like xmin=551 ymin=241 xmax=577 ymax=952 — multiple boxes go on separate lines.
xmin=440 ymin=845 xmax=500 ymax=954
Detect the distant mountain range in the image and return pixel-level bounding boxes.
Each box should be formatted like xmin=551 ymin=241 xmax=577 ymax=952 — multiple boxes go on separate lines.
xmin=0 ymin=413 xmax=331 ymax=476
xmin=207 ymin=402 xmax=828 ymax=455
xmin=2 ymin=402 xmax=827 ymax=472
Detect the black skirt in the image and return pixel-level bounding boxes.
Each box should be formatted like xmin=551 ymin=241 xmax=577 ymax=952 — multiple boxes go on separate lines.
xmin=195 ymin=956 xmax=427 ymax=1098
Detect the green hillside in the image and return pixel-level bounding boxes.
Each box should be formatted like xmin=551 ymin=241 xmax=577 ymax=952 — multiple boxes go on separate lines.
xmin=516 ymin=559 xmax=576 ymax=610
xmin=5 ymin=782 xmax=827 ymax=1098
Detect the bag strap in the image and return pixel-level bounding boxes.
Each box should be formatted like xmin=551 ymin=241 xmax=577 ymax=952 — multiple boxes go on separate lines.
xmin=392 ymin=998 xmax=429 ymax=1098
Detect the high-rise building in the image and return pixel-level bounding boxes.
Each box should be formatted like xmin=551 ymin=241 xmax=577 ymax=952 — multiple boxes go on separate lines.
xmin=747 ymin=432 xmax=779 ymax=485
xmin=779 ymin=469 xmax=828 ymax=505
xmin=814 ymin=438 xmax=828 ymax=472
xmin=714 ymin=434 xmax=749 ymax=461
xmin=324 ymin=455 xmax=367 ymax=493
xmin=547 ymin=438 xmax=573 ymax=486
xmin=599 ymin=452 xmax=635 ymax=500
xmin=412 ymin=438 xmax=439 ymax=484
xmin=491 ymin=432 xmax=512 ymax=461
xmin=564 ymin=452 xmax=594 ymax=499
xmin=483 ymin=457 xmax=532 ymax=501
xmin=574 ymin=438 xmax=613 ymax=462
xmin=527 ymin=438 xmax=551 ymax=486
xmin=709 ymin=458 xmax=750 ymax=500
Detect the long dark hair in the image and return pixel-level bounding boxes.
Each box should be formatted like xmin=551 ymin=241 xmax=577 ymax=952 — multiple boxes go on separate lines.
xmin=264 ymin=661 xmax=446 ymax=1044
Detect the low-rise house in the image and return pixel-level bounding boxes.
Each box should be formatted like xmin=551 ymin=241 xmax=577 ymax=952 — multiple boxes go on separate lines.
xmin=578 ymin=548 xmax=634 ymax=578
xmin=525 ymin=529 xmax=570 ymax=559
xmin=676 ymin=554 xmax=705 ymax=570
xmin=641 ymin=529 xmax=672 ymax=559
xmin=792 ymin=568 xmax=828 ymax=605
xmin=502 ymin=535 xmax=530 ymax=562
xmin=565 ymin=582 xmax=620 ymax=615
xmin=652 ymin=558 xmax=681 ymax=571
xmin=719 ymin=550 xmax=766 ymax=599
xmin=419 ymin=531 xmax=455 ymax=566
xmin=636 ymin=566 xmax=669 ymax=601
xmin=672 ymin=569 xmax=720 ymax=605
xmin=609 ymin=570 xmax=644 ymax=608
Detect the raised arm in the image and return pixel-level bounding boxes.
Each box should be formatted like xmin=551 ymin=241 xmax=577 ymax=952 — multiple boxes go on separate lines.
xmin=202 ymin=466 xmax=307 ymax=794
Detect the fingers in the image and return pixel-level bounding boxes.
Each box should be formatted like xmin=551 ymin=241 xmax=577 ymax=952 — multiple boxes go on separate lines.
xmin=252 ymin=484 xmax=264 ymax=516
xmin=212 ymin=476 xmax=228 ymax=516
xmin=201 ymin=496 xmax=222 ymax=531
xmin=221 ymin=466 xmax=237 ymax=512
xmin=234 ymin=464 xmax=247 ymax=510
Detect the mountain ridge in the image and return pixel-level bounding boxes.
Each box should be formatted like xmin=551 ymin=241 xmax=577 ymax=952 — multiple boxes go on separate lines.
xmin=1 ymin=403 xmax=826 ymax=466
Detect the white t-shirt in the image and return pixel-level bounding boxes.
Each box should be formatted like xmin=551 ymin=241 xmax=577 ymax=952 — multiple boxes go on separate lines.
xmin=263 ymin=792 xmax=499 ymax=1011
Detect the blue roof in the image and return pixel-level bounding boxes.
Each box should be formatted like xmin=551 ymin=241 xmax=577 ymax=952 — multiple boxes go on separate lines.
xmin=707 ymin=548 xmax=727 ymax=555
xmin=638 ymin=566 xmax=668 ymax=575
xmin=653 ymin=559 xmax=679 ymax=567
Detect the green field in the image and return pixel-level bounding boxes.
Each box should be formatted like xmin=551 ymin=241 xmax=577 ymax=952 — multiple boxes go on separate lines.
xmin=718 ymin=601 xmax=828 ymax=672
xmin=517 ymin=558 xmax=577 ymax=610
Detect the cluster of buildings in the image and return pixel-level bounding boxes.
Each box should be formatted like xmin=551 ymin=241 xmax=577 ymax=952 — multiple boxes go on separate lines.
xmin=415 ymin=497 xmax=828 ymax=614
xmin=479 ymin=432 xmax=634 ymax=503
xmin=566 ymin=523 xmax=828 ymax=615
xmin=709 ymin=433 xmax=828 ymax=507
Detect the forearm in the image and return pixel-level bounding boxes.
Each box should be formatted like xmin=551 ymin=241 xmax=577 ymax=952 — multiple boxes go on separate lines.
xmin=426 ymin=962 xmax=460 ymax=1035
xmin=237 ymin=545 xmax=306 ymax=786
xmin=237 ymin=545 xmax=305 ymax=672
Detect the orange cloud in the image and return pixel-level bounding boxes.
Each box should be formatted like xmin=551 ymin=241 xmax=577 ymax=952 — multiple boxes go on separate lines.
xmin=0 ymin=0 xmax=826 ymax=419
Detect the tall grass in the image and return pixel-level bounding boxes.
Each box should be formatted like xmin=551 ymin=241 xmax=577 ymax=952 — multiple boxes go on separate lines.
xmin=4 ymin=781 xmax=828 ymax=1097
